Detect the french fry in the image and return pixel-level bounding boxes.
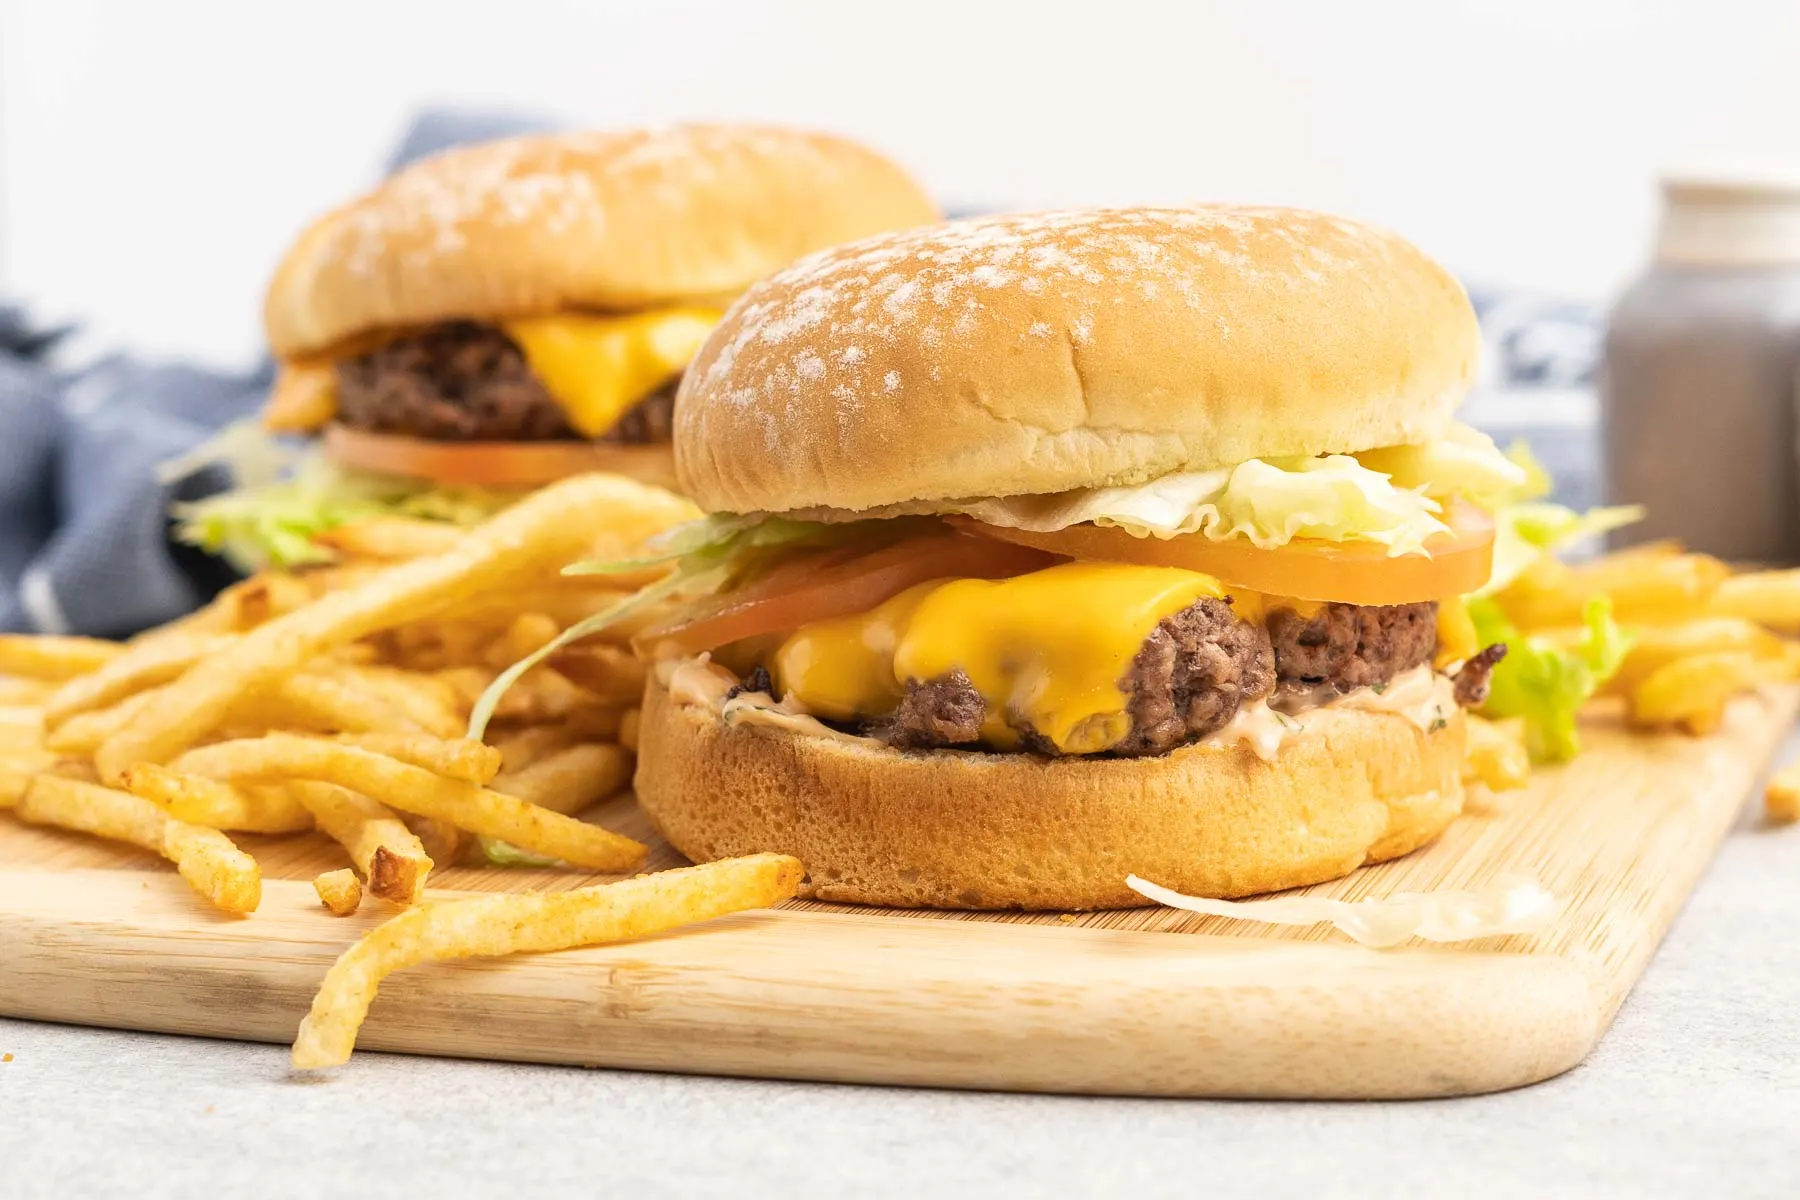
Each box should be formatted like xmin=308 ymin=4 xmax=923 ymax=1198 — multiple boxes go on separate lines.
xmin=490 ymin=722 xmax=587 ymax=772
xmin=618 ymin=706 xmax=641 ymax=752
xmin=244 ymin=672 xmax=425 ymax=737
xmin=483 ymin=612 xmax=563 ymax=669
xmin=172 ymin=734 xmax=645 ymax=871
xmin=437 ymin=664 xmax=594 ymax=723
xmin=311 ymin=517 xmax=466 ymax=562
xmin=287 ymin=780 xmax=433 ymax=905
xmin=262 ymin=364 xmax=337 ymax=434
xmin=1462 ymin=715 xmax=1530 ymax=792
xmin=45 ymin=689 xmax=161 ymax=756
xmin=491 ymin=743 xmax=632 ymax=816
xmin=43 ymin=631 xmax=235 ymax=728
xmin=332 ymin=732 xmax=502 ymax=786
xmin=0 ymin=704 xmax=44 ymax=751
xmin=314 ymin=868 xmax=364 ymax=916
xmin=291 ymin=853 xmax=804 ymax=1069
xmin=14 ymin=774 xmax=259 ymax=914
xmin=1767 ymin=762 xmax=1800 ymax=823
xmin=1499 ymin=552 xmax=1732 ymax=629
xmin=0 ymin=677 xmax=53 ymax=705
xmin=407 ymin=817 xmax=469 ymax=870
xmin=324 ymin=665 xmax=465 ymax=736
xmin=0 ymin=750 xmax=56 ymax=807
xmin=0 ymin=634 xmax=123 ymax=680
xmin=121 ymin=764 xmax=315 ymax=834
xmin=94 ymin=474 xmax=695 ymax=782
xmin=1598 ymin=618 xmax=1800 ymax=697
xmin=1628 ymin=651 xmax=1773 ymax=736
xmin=1707 ymin=569 xmax=1800 ymax=634
xmin=549 ymin=642 xmax=648 ymax=704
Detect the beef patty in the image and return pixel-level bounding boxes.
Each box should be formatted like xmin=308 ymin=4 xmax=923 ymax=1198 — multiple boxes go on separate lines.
xmin=334 ymin=321 xmax=675 ymax=444
xmin=879 ymin=597 xmax=1276 ymax=756
xmin=1266 ymin=601 xmax=1438 ymax=691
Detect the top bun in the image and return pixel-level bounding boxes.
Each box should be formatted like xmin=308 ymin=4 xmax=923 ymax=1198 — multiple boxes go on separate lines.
xmin=676 ymin=207 xmax=1479 ymax=515
xmin=264 ymin=125 xmax=940 ymax=360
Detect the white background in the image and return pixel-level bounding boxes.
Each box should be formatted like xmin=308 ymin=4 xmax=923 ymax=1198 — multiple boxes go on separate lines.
xmin=2 ymin=0 xmax=1798 ymax=367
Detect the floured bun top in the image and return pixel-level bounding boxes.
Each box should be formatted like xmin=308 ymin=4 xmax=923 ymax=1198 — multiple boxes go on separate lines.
xmin=675 ymin=206 xmax=1479 ymax=515
xmin=264 ymin=124 xmax=940 ymax=360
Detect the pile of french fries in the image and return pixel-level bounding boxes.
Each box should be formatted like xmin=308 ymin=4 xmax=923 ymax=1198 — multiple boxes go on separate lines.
xmin=0 ymin=473 xmax=802 ymax=1067
xmin=1476 ymin=538 xmax=1800 ymax=816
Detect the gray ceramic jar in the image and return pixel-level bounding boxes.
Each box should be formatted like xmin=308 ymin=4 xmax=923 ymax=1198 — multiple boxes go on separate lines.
xmin=1602 ymin=173 xmax=1800 ymax=563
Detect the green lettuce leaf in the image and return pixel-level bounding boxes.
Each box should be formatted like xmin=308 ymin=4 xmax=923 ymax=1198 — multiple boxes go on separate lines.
xmin=164 ymin=422 xmax=518 ymax=572
xmin=1481 ymin=501 xmax=1646 ymax=597
xmin=1472 ymin=595 xmax=1633 ymax=763
xmin=958 ymin=453 xmax=1450 ymax=554
xmin=1354 ymin=423 xmax=1530 ymax=509
xmin=477 ymin=837 xmax=562 ymax=868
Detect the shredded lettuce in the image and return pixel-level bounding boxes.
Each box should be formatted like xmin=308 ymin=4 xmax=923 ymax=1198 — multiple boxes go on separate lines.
xmin=1124 ymin=871 xmax=1561 ymax=948
xmin=477 ymin=837 xmax=562 ymax=868
xmin=164 ymin=422 xmax=518 ymax=571
xmin=1472 ymin=595 xmax=1632 ymax=763
xmin=959 ymin=454 xmax=1450 ymax=555
xmin=1354 ymin=423 xmax=1529 ymax=510
xmin=1481 ymin=501 xmax=1646 ymax=597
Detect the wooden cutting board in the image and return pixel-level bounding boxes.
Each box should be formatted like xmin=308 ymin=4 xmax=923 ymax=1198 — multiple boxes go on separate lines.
xmin=2 ymin=690 xmax=1794 ymax=1099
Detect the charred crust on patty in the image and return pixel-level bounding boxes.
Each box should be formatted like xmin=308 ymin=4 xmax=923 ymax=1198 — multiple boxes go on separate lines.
xmin=724 ymin=665 xmax=775 ymax=702
xmin=1112 ymin=597 xmax=1275 ymax=757
xmin=334 ymin=321 xmax=676 ymax=445
xmin=1267 ymin=601 xmax=1438 ymax=691
xmin=1452 ymin=642 xmax=1507 ymax=708
xmin=878 ymin=670 xmax=987 ymax=749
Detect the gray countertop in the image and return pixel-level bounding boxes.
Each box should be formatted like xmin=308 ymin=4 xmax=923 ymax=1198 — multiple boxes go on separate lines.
xmin=6 ymin=778 xmax=1800 ymax=1198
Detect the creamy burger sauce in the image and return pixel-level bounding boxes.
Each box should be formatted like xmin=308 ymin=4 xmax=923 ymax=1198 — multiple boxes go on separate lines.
xmin=1202 ymin=665 xmax=1454 ymax=763
xmin=663 ymin=657 xmax=1453 ymax=761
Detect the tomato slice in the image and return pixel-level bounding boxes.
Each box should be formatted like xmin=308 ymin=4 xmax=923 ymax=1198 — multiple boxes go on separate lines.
xmin=636 ymin=530 xmax=1059 ymax=656
xmin=949 ymin=501 xmax=1495 ymax=606
xmin=323 ymin=424 xmax=678 ymax=490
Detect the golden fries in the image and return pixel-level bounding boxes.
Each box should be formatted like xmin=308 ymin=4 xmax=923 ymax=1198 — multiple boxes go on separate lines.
xmin=45 ymin=689 xmax=161 ymax=756
xmin=1598 ymin=618 xmax=1800 ymax=697
xmin=287 ymin=781 xmax=433 ymax=905
xmin=0 ymin=677 xmax=53 ymax=705
xmin=332 ymin=732 xmax=502 ymax=786
xmin=483 ymin=612 xmax=563 ymax=668
xmin=618 ymin=707 xmax=641 ymax=752
xmin=14 ymin=774 xmax=259 ymax=913
xmin=1499 ymin=552 xmax=1731 ymax=629
xmin=323 ymin=666 xmax=465 ymax=737
xmin=291 ymin=854 xmax=804 ymax=1069
xmin=1706 ymin=569 xmax=1800 ymax=634
xmin=491 ymin=743 xmax=632 ymax=816
xmin=242 ymin=672 xmax=424 ymax=737
xmin=44 ymin=631 xmax=235 ymax=728
xmin=1767 ymin=762 xmax=1800 ymax=823
xmin=311 ymin=517 xmax=466 ymax=562
xmin=313 ymin=868 xmax=364 ymax=916
xmin=172 ymin=735 xmax=645 ymax=871
xmin=95 ymin=474 xmax=694 ymax=782
xmin=121 ymin=763 xmax=314 ymax=833
xmin=549 ymin=642 xmax=648 ymax=704
xmin=0 ymin=634 xmax=122 ymax=680
xmin=1628 ymin=651 xmax=1774 ymax=736
xmin=1462 ymin=715 xmax=1530 ymax=792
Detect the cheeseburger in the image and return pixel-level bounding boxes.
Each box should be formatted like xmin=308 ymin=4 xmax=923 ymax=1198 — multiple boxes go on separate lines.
xmin=622 ymin=206 xmax=1522 ymax=910
xmin=178 ymin=124 xmax=938 ymax=568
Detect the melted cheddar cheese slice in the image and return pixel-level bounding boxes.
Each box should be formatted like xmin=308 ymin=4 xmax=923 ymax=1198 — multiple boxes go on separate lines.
xmin=502 ymin=308 xmax=721 ymax=437
xmin=263 ymin=308 xmax=722 ymax=437
xmin=773 ymin=562 xmax=1226 ymax=754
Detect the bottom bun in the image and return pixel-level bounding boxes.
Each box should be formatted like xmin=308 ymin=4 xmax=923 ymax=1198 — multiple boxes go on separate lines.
xmin=634 ymin=670 xmax=1468 ymax=910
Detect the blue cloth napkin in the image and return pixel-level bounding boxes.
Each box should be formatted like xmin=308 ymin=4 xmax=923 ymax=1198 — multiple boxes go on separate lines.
xmin=0 ymin=108 xmax=556 ymax=637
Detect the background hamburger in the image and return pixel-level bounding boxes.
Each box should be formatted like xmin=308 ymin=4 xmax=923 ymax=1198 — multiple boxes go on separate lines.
xmin=176 ymin=124 xmax=938 ymax=570
xmin=621 ymin=206 xmax=1529 ymax=910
